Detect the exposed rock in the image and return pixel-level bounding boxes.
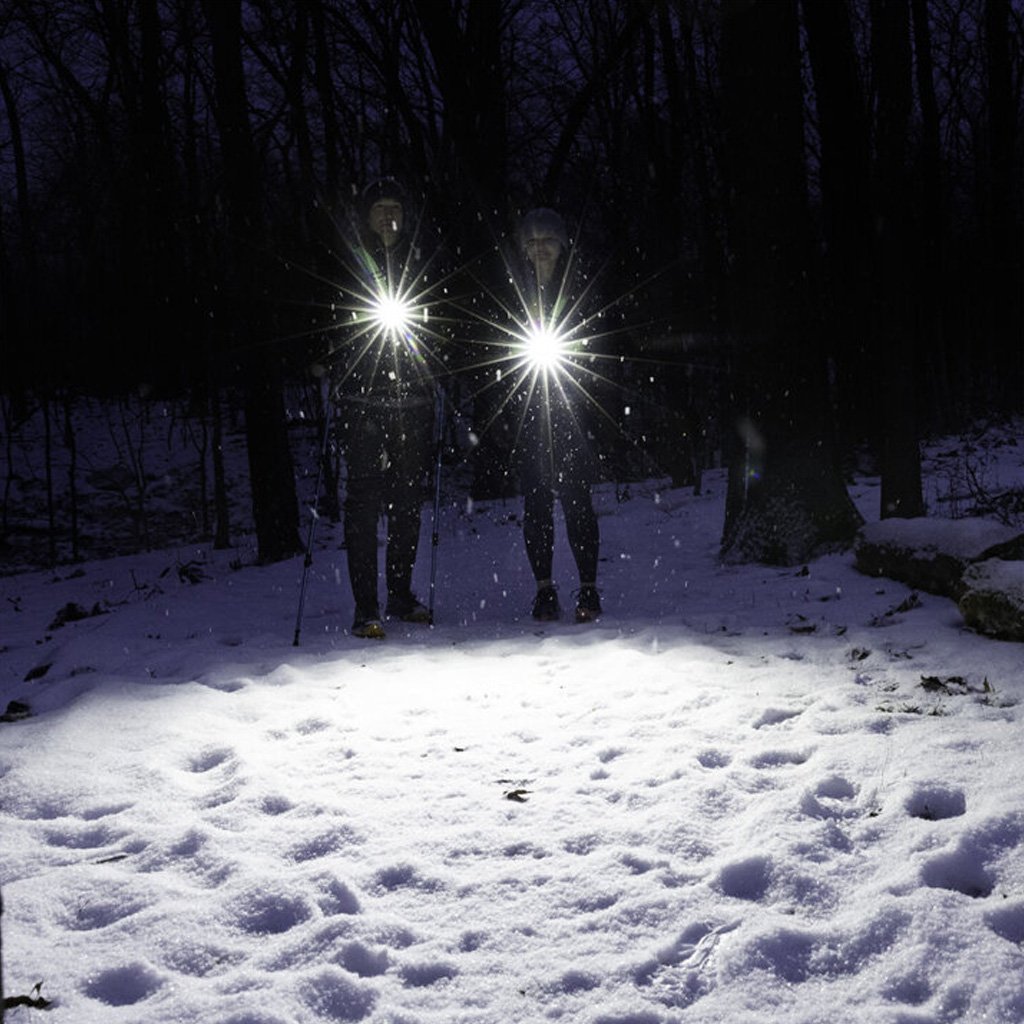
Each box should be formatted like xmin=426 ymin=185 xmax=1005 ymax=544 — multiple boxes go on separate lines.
xmin=854 ymin=518 xmax=1024 ymax=600
xmin=958 ymin=560 xmax=1024 ymax=642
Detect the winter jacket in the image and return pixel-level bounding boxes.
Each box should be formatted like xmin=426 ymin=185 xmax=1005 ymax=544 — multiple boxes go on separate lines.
xmin=504 ymin=247 xmax=609 ymax=478
xmin=331 ymin=182 xmax=450 ymax=409
xmin=521 ymin=251 xmax=603 ymax=401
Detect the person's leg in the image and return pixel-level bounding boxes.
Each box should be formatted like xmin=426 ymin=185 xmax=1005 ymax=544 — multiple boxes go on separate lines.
xmin=520 ymin=439 xmax=560 ymax=619
xmin=383 ymin=405 xmax=433 ymax=614
xmin=561 ymin=478 xmax=599 ymax=586
xmin=555 ymin=423 xmax=602 ymax=621
xmin=342 ymin=409 xmax=385 ymax=623
xmin=521 ymin=454 xmax=555 ymax=585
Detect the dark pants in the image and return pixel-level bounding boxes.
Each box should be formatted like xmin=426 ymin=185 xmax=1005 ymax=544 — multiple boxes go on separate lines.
xmin=518 ymin=407 xmax=599 ymax=586
xmin=341 ymin=401 xmax=434 ymax=618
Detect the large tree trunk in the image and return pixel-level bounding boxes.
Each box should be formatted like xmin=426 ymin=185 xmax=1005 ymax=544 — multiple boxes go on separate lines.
xmin=129 ymin=0 xmax=183 ymax=384
xmin=983 ymin=0 xmax=1022 ymax=411
xmin=412 ymin=0 xmax=515 ymax=499
xmin=909 ymin=0 xmax=954 ymax=429
xmin=203 ymin=0 xmax=300 ymax=562
xmin=0 ymin=58 xmax=35 ymax=395
xmin=719 ymin=0 xmax=862 ymax=565
xmin=307 ymin=0 xmax=344 ymax=193
xmin=872 ymin=0 xmax=924 ymax=519
xmin=2 ymin=883 xmax=5 ymax=1023
xmin=802 ymin=0 xmax=874 ymax=452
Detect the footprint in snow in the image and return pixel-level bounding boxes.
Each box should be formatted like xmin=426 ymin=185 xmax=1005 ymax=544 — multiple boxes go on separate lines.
xmin=185 ymin=746 xmax=236 ymax=774
xmin=314 ymin=874 xmax=362 ymax=916
xmin=229 ymin=885 xmax=315 ymax=935
xmin=697 ymin=748 xmax=731 ymax=769
xmin=904 ymin=784 xmax=966 ymax=821
xmin=800 ymin=775 xmax=859 ymax=820
xmin=287 ymin=824 xmax=363 ymax=863
xmin=716 ymin=854 xmax=773 ymax=901
xmin=44 ymin=822 xmax=127 ymax=850
xmin=749 ymin=748 xmax=813 ymax=769
xmin=921 ymin=846 xmax=995 ymax=899
xmin=295 ymin=716 xmax=332 ymax=735
xmin=298 ymin=968 xmax=376 ymax=1021
xmin=337 ymin=941 xmax=389 ymax=977
xmin=64 ymin=884 xmax=153 ymax=931
xmin=551 ymin=968 xmax=602 ymax=993
xmin=920 ymin=812 xmax=1024 ymax=898
xmin=82 ymin=963 xmax=166 ymax=1006
xmin=634 ymin=919 xmax=741 ymax=1008
xmin=986 ymin=900 xmax=1024 ymax=943
xmin=371 ymin=862 xmax=443 ymax=894
xmin=752 ymin=707 xmax=803 ymax=729
xmin=398 ymin=960 xmax=459 ymax=987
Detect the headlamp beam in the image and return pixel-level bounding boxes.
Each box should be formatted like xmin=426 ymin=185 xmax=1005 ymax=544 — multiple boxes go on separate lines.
xmin=372 ymin=293 xmax=413 ymax=338
xmin=525 ymin=322 xmax=568 ymax=370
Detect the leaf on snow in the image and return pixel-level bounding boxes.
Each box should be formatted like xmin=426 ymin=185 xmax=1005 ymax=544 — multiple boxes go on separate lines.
xmin=47 ymin=601 xmax=107 ymax=630
xmin=1 ymin=699 xmax=32 ymax=722
xmin=919 ymin=675 xmax=974 ymax=695
xmin=870 ymin=592 xmax=922 ymax=626
xmin=787 ymin=614 xmax=817 ymax=634
xmin=2 ymin=981 xmax=53 ymax=1011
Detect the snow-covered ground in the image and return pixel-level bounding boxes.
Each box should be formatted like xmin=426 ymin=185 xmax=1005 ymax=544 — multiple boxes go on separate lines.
xmin=3 ymin=424 xmax=1024 ymax=1023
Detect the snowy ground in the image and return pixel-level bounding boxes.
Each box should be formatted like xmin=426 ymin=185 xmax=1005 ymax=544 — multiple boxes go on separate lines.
xmin=3 ymin=430 xmax=1024 ymax=1023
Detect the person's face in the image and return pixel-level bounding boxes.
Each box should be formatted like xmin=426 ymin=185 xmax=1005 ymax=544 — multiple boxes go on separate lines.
xmin=368 ymin=198 xmax=403 ymax=247
xmin=524 ymin=234 xmax=562 ymax=286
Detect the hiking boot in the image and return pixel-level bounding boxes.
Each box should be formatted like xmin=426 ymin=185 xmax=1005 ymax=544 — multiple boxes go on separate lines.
xmin=352 ymin=609 xmax=386 ymax=639
xmin=531 ymin=585 xmax=561 ymax=622
xmin=386 ymin=592 xmax=431 ymax=624
xmin=574 ymin=585 xmax=602 ymax=623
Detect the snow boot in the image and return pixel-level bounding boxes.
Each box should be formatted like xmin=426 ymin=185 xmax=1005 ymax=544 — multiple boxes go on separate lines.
xmin=386 ymin=592 xmax=431 ymax=624
xmin=352 ymin=609 xmax=386 ymax=639
xmin=574 ymin=585 xmax=602 ymax=624
xmin=532 ymin=585 xmax=561 ymax=622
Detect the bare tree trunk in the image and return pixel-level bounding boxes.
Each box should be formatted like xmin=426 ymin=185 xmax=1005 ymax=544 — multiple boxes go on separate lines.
xmin=1 ymin=396 xmax=16 ymax=546
xmin=42 ymin=394 xmax=57 ymax=566
xmin=802 ymin=0 xmax=874 ymax=451
xmin=307 ymin=0 xmax=343 ymax=192
xmin=910 ymin=0 xmax=954 ymax=429
xmin=1 ymin=883 xmax=5 ymax=1024
xmin=0 ymin=57 xmax=35 ymax=394
xmin=62 ymin=393 xmax=80 ymax=561
xmin=984 ymin=0 xmax=1022 ymax=411
xmin=872 ymin=0 xmax=924 ymax=519
xmin=719 ymin=0 xmax=862 ymax=564
xmin=541 ymin=0 xmax=656 ymax=198
xmin=412 ymin=0 xmax=515 ymax=499
xmin=211 ymin=385 xmax=231 ymax=550
xmin=202 ymin=0 xmax=301 ymax=562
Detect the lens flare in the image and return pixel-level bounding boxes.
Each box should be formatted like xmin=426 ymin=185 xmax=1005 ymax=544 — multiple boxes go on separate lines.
xmin=525 ymin=322 xmax=568 ymax=370
xmin=371 ymin=291 xmax=413 ymax=338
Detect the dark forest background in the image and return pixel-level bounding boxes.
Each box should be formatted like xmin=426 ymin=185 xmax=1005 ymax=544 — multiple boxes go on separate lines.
xmin=0 ymin=0 xmax=1021 ymax=568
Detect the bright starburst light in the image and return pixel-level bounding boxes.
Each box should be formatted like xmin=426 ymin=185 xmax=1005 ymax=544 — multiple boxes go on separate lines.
xmin=279 ymin=197 xmax=684 ymax=486
xmin=446 ymin=287 xmax=631 ymax=480
xmin=314 ymin=218 xmax=455 ymax=396
xmin=369 ymin=289 xmax=415 ymax=341
xmin=523 ymin=320 xmax=568 ymax=370
xmin=257 ymin=187 xmax=477 ymax=403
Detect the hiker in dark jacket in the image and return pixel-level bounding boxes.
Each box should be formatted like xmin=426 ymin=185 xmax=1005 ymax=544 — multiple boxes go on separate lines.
xmin=334 ymin=178 xmax=441 ymax=639
xmin=507 ymin=207 xmax=604 ymax=624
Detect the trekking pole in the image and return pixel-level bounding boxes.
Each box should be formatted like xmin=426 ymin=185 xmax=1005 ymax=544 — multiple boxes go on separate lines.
xmin=427 ymin=383 xmax=447 ymax=625
xmin=293 ymin=376 xmax=335 ymax=646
